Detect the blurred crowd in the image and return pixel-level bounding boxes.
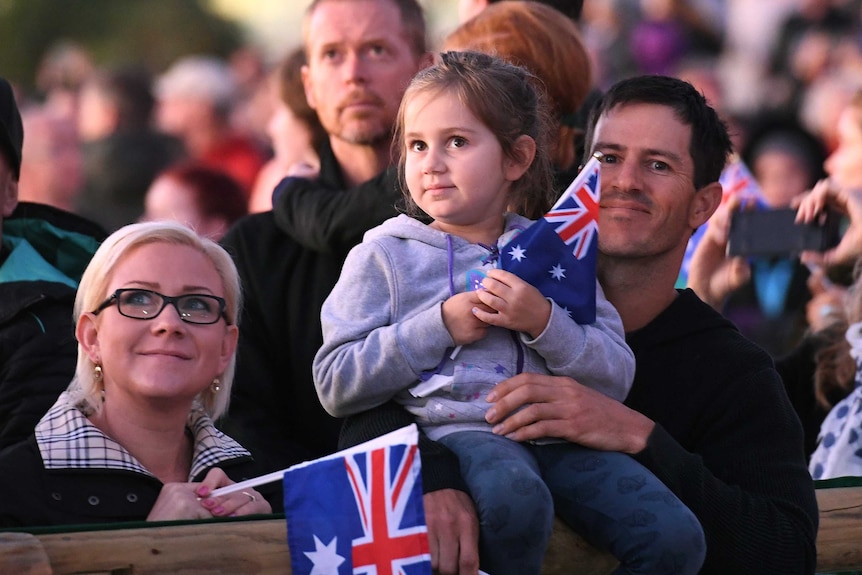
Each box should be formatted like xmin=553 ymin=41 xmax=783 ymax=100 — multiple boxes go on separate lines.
xmin=6 ymin=0 xmax=861 ymax=239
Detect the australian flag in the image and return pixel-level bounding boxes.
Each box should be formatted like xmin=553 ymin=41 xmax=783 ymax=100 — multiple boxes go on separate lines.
xmin=500 ymin=153 xmax=601 ymax=324
xmin=284 ymin=425 xmax=431 ymax=575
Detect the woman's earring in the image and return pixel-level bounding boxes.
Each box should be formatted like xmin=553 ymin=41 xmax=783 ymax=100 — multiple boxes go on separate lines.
xmin=95 ymin=365 xmax=105 ymax=402
xmin=211 ymin=377 xmax=221 ymax=393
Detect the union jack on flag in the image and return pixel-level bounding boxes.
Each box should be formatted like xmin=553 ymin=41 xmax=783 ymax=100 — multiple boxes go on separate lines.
xmin=284 ymin=425 xmax=431 ymax=575
xmin=500 ymin=154 xmax=601 ymax=324
xmin=545 ymin=156 xmax=601 ymax=260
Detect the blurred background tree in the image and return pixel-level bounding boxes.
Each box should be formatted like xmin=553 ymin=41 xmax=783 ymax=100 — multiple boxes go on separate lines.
xmin=0 ymin=0 xmax=242 ymax=95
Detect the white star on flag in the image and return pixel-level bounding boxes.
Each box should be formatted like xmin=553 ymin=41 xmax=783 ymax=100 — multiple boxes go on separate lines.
xmin=508 ymin=244 xmax=526 ymax=262
xmin=305 ymin=535 xmax=345 ymax=574
xmin=549 ymin=264 xmax=566 ymax=280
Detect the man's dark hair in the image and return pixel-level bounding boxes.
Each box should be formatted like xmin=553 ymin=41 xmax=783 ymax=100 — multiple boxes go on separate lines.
xmin=489 ymin=0 xmax=582 ymax=22
xmin=583 ymin=75 xmax=732 ymax=189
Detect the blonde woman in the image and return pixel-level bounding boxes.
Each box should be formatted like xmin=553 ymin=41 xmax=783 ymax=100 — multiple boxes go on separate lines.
xmin=0 ymin=221 xmax=271 ymax=527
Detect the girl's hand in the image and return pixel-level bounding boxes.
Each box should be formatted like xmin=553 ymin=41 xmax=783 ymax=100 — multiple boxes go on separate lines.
xmin=473 ymin=269 xmax=551 ymax=339
xmin=442 ymin=291 xmax=493 ymax=346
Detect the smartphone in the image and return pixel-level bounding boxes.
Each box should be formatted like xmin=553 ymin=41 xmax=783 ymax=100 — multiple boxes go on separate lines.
xmin=727 ymin=208 xmax=840 ymax=258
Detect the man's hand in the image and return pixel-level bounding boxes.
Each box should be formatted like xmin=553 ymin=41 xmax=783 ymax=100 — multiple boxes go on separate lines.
xmin=423 ymin=489 xmax=480 ymax=575
xmin=485 ymin=373 xmax=655 ymax=455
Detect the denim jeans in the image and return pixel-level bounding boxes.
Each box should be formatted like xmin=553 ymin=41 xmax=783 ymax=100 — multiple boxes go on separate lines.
xmin=437 ymin=431 xmax=705 ymax=575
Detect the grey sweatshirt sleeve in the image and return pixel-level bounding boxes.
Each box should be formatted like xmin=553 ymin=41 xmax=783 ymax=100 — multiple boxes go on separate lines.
xmin=521 ymin=280 xmax=634 ymax=401
xmin=313 ymin=241 xmax=454 ymax=417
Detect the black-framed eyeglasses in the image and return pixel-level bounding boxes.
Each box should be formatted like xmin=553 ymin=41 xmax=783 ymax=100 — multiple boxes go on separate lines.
xmin=92 ymin=289 xmax=229 ymax=325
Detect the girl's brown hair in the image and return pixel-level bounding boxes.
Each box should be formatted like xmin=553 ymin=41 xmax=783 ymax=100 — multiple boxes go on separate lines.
xmin=393 ymin=51 xmax=555 ymax=220
xmin=444 ymin=1 xmax=592 ymax=172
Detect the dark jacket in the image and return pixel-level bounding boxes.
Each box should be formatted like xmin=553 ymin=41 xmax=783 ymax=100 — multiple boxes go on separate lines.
xmin=218 ymin=140 xmax=400 ymax=476
xmin=0 ymin=393 xmax=266 ymax=528
xmin=342 ymin=289 xmax=819 ymax=574
xmin=626 ymin=289 xmax=817 ymax=574
xmin=0 ymin=202 xmax=105 ymax=451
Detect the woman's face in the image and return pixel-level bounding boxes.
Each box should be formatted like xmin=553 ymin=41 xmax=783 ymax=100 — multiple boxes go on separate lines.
xmin=78 ymin=242 xmax=237 ymax=411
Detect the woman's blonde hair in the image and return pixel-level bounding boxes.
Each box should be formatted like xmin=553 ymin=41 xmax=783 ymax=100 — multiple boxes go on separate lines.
xmin=69 ymin=221 xmax=242 ymax=419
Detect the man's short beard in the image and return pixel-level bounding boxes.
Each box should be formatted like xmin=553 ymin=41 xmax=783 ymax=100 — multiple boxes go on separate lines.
xmin=336 ymin=125 xmax=393 ymax=147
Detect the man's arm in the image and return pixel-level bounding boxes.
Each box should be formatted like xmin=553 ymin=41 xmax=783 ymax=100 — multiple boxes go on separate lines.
xmin=487 ymin=371 xmax=818 ymax=574
xmin=272 ymin=168 xmax=402 ymax=256
xmin=218 ymin=213 xmax=342 ymax=474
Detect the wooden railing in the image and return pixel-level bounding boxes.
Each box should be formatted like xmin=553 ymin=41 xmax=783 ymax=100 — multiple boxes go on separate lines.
xmin=2 ymin=486 xmax=860 ymax=574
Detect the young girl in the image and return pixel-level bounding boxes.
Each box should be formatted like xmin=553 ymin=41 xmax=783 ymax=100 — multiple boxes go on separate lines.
xmin=313 ymin=52 xmax=705 ymax=575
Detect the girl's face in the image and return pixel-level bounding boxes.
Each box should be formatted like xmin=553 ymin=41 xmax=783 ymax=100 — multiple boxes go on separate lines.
xmin=825 ymin=107 xmax=862 ymax=190
xmin=403 ymin=89 xmax=529 ymax=240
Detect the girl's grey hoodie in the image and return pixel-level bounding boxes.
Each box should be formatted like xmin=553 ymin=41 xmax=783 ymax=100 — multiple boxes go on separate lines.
xmin=313 ymin=213 xmax=634 ymax=441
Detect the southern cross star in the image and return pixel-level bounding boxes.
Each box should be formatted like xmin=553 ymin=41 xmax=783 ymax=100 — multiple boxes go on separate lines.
xmin=305 ymin=535 xmax=345 ymax=574
xmin=549 ymin=264 xmax=566 ymax=280
xmin=508 ymin=244 xmax=526 ymax=261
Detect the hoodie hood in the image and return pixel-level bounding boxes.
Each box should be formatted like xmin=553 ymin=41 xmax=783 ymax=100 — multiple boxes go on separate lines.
xmin=1 ymin=202 xmax=105 ymax=287
xmin=365 ymin=212 xmax=531 ymax=249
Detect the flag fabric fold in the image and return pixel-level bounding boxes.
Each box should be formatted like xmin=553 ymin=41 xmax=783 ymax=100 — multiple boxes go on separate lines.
xmin=283 ymin=424 xmax=431 ymax=575
xmin=499 ymin=154 xmax=601 ymax=324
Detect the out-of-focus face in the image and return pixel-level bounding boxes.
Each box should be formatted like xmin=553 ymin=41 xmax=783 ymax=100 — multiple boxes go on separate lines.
xmin=143 ymin=175 xmax=228 ymax=240
xmin=144 ymin=176 xmax=200 ymax=229
xmin=753 ymin=149 xmax=812 ymax=208
xmin=19 ymin=110 xmax=81 ymax=210
xmin=403 ymin=89 xmax=519 ymax=238
xmin=591 ymin=103 xmax=712 ymax=261
xmin=824 ymin=107 xmax=862 ymax=190
xmin=77 ymin=84 xmax=115 ymax=141
xmin=267 ymin=100 xmax=314 ymax=165
xmin=155 ymin=96 xmax=211 ymax=141
xmin=80 ymin=242 xmax=236 ymax=410
xmin=0 ymin=154 xmax=17 ymax=236
xmin=302 ymin=0 xmax=424 ymax=148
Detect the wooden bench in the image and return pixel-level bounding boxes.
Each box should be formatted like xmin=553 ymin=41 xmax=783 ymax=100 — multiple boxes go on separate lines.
xmin=2 ymin=486 xmax=859 ymax=574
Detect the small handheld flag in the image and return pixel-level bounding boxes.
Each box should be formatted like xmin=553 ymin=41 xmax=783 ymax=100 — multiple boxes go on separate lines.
xmin=283 ymin=425 xmax=431 ymax=575
xmin=499 ymin=153 xmax=601 ymax=324
xmin=678 ymin=154 xmax=767 ymax=286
